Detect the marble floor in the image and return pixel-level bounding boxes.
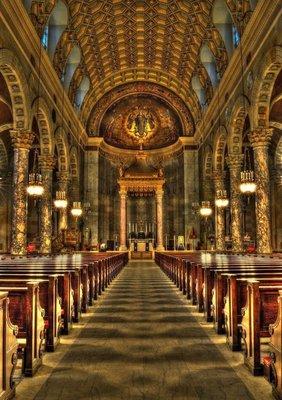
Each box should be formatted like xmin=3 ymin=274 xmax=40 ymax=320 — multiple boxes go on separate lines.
xmin=16 ymin=261 xmax=273 ymax=400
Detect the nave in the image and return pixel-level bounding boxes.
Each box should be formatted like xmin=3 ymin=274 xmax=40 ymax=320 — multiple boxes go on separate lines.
xmin=16 ymin=261 xmax=271 ymax=400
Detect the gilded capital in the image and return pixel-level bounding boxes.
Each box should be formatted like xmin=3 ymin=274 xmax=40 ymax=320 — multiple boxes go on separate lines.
xmin=226 ymin=154 xmax=243 ymax=170
xmin=248 ymin=128 xmax=273 ymax=148
xmin=10 ymin=130 xmax=35 ymax=150
xmin=38 ymin=155 xmax=55 ymax=171
xmin=213 ymin=170 xmax=225 ymax=183
xmin=56 ymin=171 xmax=69 ymax=183
xmin=156 ymin=189 xmax=164 ymax=198
xmin=119 ymin=189 xmax=127 ymax=198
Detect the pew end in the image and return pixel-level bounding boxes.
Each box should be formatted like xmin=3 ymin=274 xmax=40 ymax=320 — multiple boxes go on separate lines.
xmin=268 ymin=290 xmax=282 ymax=399
xmin=0 ymin=291 xmax=18 ymax=400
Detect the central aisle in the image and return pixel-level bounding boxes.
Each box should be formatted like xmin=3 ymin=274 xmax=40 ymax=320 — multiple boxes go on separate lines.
xmin=23 ymin=261 xmax=264 ymax=399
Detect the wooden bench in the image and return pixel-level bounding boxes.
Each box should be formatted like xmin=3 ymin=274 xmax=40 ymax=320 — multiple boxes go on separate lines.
xmin=241 ymin=281 xmax=282 ymax=375
xmin=0 ymin=277 xmax=63 ymax=352
xmin=0 ymin=291 xmax=18 ymax=400
xmin=2 ymin=282 xmax=45 ymax=377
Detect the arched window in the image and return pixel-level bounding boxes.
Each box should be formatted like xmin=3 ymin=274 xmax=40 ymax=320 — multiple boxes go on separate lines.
xmin=43 ymin=0 xmax=68 ymax=59
xmin=200 ymin=44 xmax=219 ymax=88
xmin=22 ymin=0 xmax=32 ymax=12
xmin=74 ymin=76 xmax=90 ymax=109
xmin=191 ymin=75 xmax=206 ymax=108
xmin=63 ymin=46 xmax=81 ymax=90
xmin=212 ymin=0 xmax=237 ymax=57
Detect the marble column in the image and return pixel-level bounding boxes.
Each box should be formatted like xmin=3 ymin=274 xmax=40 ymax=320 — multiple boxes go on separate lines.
xmin=39 ymin=155 xmax=54 ymax=254
xmin=84 ymin=148 xmax=99 ymax=247
xmin=183 ymin=148 xmax=200 ymax=249
xmin=226 ymin=154 xmax=243 ymax=252
xmin=10 ymin=129 xmax=35 ymax=255
xmin=57 ymin=171 xmax=69 ymax=231
xmin=156 ymin=189 xmax=164 ymax=251
xmin=119 ymin=190 xmax=127 ymax=251
xmin=249 ymin=128 xmax=273 ymax=254
xmin=213 ymin=171 xmax=226 ymax=251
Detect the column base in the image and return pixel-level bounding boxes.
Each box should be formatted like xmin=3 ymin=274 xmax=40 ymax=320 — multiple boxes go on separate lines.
xmin=119 ymin=245 xmax=128 ymax=251
xmin=156 ymin=244 xmax=165 ymax=251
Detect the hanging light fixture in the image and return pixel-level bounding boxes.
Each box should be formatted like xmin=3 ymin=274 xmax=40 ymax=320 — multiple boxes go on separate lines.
xmin=27 ymin=38 xmax=44 ymax=198
xmin=240 ymin=144 xmax=256 ymax=194
xmin=27 ymin=172 xmax=44 ymax=196
xmin=71 ymin=201 xmax=82 ymax=217
xmin=240 ymin=170 xmax=256 ymax=194
xmin=199 ymin=201 xmax=212 ymax=217
xmin=215 ymin=189 xmax=229 ymax=208
xmin=54 ymin=191 xmax=68 ymax=209
xmin=27 ymin=147 xmax=44 ymax=196
xmin=235 ymin=8 xmax=256 ymax=196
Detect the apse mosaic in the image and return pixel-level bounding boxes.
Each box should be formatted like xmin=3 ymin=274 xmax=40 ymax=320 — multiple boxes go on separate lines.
xmin=99 ymin=94 xmax=182 ymax=150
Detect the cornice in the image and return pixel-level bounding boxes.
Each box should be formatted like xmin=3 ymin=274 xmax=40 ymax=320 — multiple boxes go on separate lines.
xmin=98 ymin=138 xmax=185 ymax=159
xmin=195 ymin=0 xmax=282 ymax=147
xmin=0 ymin=0 xmax=88 ymax=148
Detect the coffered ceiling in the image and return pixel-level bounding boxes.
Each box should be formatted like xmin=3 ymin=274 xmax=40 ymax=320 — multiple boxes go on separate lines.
xmin=29 ymin=0 xmax=252 ymax=133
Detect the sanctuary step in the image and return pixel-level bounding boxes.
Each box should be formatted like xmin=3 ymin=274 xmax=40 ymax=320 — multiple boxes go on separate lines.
xmin=130 ymin=251 xmax=153 ymax=259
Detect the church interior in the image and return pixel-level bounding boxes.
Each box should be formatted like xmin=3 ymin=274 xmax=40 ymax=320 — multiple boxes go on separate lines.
xmin=0 ymin=0 xmax=282 ymax=399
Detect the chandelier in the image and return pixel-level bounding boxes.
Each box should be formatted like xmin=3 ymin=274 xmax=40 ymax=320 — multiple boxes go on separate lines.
xmin=54 ymin=191 xmax=68 ymax=209
xmin=199 ymin=201 xmax=212 ymax=217
xmin=27 ymin=147 xmax=44 ymax=197
xmin=71 ymin=201 xmax=82 ymax=217
xmin=240 ymin=170 xmax=257 ymax=194
xmin=215 ymin=190 xmax=229 ymax=208
xmin=240 ymin=143 xmax=256 ymax=194
xmin=27 ymin=172 xmax=44 ymax=196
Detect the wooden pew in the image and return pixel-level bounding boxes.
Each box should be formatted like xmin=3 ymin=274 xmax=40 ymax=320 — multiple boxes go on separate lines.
xmin=0 ymin=270 xmax=74 ymax=333
xmin=0 ymin=291 xmax=18 ymax=400
xmin=2 ymin=282 xmax=45 ymax=377
xmin=241 ymin=280 xmax=282 ymax=376
xmin=266 ymin=290 xmax=282 ymax=399
xmin=0 ymin=277 xmax=63 ymax=352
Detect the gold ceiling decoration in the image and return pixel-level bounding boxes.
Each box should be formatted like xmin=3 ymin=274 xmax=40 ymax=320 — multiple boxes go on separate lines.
xmin=29 ymin=0 xmax=252 ymax=129
xmin=99 ymin=93 xmax=183 ymax=150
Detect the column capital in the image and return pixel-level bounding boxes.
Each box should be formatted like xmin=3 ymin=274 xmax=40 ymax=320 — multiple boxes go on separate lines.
xmin=38 ymin=155 xmax=55 ymax=171
xmin=56 ymin=171 xmax=69 ymax=183
xmin=155 ymin=189 xmax=164 ymax=197
xmin=248 ymin=128 xmax=274 ymax=148
xmin=10 ymin=129 xmax=35 ymax=150
xmin=119 ymin=189 xmax=127 ymax=198
xmin=213 ymin=170 xmax=225 ymax=182
xmin=226 ymin=154 xmax=243 ymax=169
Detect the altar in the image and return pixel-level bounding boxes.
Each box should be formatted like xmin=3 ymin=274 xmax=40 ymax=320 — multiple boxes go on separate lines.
xmin=118 ymin=152 xmax=165 ymax=252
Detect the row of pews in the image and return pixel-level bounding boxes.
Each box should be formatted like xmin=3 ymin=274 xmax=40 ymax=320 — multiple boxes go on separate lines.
xmin=0 ymin=251 xmax=128 ymax=400
xmin=155 ymin=251 xmax=282 ymax=399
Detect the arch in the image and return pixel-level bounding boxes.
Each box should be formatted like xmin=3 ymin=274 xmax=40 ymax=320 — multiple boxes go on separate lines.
xmin=251 ymin=46 xmax=282 ymax=129
xmin=69 ymin=146 xmax=79 ymax=180
xmin=228 ymin=94 xmax=250 ymax=154
xmin=0 ymin=48 xmax=30 ymax=130
xmin=0 ymin=138 xmax=8 ymax=172
xmin=30 ymin=97 xmax=54 ymax=156
xmin=213 ymin=125 xmax=228 ymax=172
xmin=44 ymin=0 xmax=68 ymax=58
xmin=200 ymin=44 xmax=219 ymax=87
xmin=54 ymin=127 xmax=69 ymax=172
xmin=275 ymin=135 xmax=282 ymax=172
xmin=203 ymin=145 xmax=213 ymax=179
xmin=63 ymin=45 xmax=81 ymax=91
xmin=202 ymin=144 xmax=214 ymax=200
